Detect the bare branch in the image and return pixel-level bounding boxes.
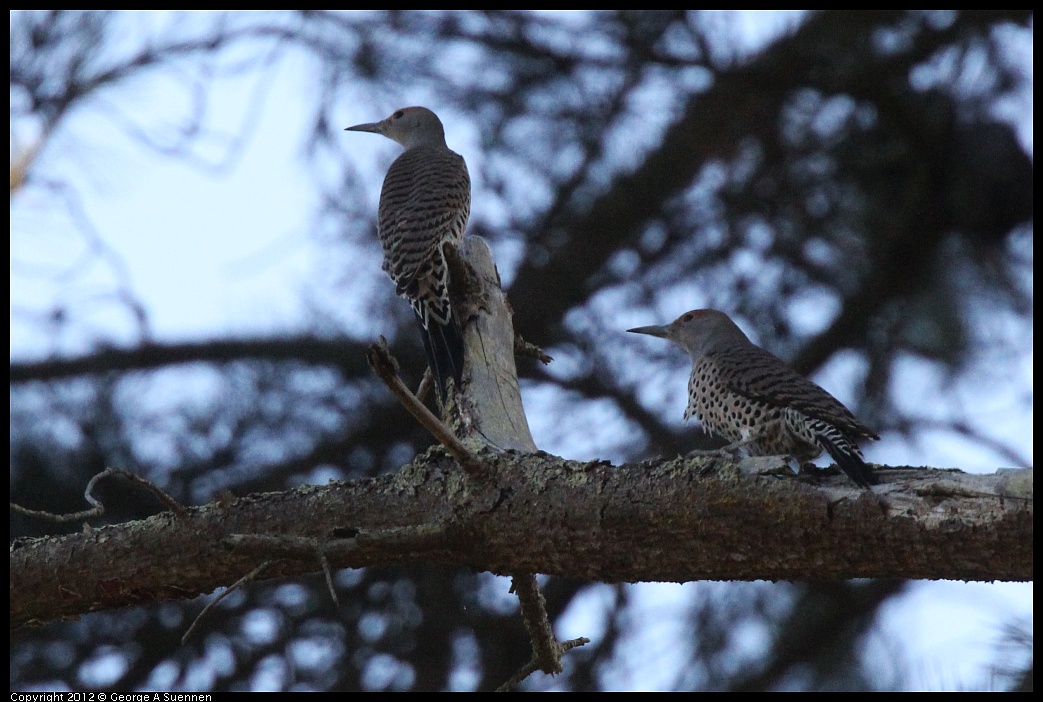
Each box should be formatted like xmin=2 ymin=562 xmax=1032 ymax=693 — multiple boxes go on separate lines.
xmin=11 ymin=459 xmax=1032 ymax=629
xmin=181 ymin=560 xmax=276 ymax=644
xmin=11 ymin=467 xmax=187 ymax=522
xmin=367 ymin=338 xmax=486 ymax=480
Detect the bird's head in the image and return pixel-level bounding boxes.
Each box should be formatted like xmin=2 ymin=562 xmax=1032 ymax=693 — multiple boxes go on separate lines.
xmin=345 ymin=106 xmax=447 ymax=150
xmin=627 ymin=309 xmax=751 ymax=360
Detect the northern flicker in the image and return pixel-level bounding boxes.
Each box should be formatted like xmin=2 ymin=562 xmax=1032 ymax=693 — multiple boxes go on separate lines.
xmin=628 ymin=309 xmax=879 ymax=488
xmin=346 ymin=107 xmax=470 ymax=399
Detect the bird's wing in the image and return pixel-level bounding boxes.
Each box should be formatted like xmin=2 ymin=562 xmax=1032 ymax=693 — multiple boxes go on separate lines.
xmin=712 ymin=347 xmax=878 ymax=440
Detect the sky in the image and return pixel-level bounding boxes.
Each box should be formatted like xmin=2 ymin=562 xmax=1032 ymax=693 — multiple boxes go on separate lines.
xmin=10 ymin=11 xmax=1032 ymax=691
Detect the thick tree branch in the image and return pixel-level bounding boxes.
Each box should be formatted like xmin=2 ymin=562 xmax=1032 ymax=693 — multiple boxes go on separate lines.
xmin=10 ymin=460 xmax=1032 ymax=629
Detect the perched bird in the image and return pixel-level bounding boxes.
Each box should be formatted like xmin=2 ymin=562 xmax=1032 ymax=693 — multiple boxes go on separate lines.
xmin=628 ymin=309 xmax=879 ymax=488
xmin=346 ymin=107 xmax=470 ymax=399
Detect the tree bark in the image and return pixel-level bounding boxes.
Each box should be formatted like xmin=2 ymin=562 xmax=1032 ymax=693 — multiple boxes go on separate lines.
xmin=10 ymin=458 xmax=1033 ymax=629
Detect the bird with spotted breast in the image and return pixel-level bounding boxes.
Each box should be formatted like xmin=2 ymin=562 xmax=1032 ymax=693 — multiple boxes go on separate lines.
xmin=346 ymin=107 xmax=470 ymax=400
xmin=628 ymin=309 xmax=879 ymax=488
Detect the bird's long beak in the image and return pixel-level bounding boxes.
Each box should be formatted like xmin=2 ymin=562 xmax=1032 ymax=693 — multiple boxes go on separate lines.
xmin=344 ymin=120 xmax=385 ymax=134
xmin=627 ymin=324 xmax=670 ymax=339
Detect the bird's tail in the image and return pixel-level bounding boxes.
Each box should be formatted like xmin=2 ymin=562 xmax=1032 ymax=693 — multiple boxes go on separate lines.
xmin=415 ymin=308 xmax=465 ymax=401
xmin=817 ymin=433 xmax=878 ymax=489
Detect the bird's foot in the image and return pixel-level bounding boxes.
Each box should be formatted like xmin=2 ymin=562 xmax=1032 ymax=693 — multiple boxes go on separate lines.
xmin=683 ymin=447 xmax=737 ymax=460
xmin=737 ymin=455 xmax=796 ymax=477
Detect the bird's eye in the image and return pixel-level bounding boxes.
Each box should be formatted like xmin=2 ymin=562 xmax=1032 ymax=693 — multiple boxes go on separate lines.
xmin=683 ymin=313 xmax=694 ymax=322
xmin=393 ymin=110 xmax=404 ymax=120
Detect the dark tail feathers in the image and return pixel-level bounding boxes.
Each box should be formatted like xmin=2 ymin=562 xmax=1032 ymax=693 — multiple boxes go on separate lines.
xmin=416 ymin=310 xmax=465 ymax=401
xmin=817 ymin=434 xmax=878 ymax=489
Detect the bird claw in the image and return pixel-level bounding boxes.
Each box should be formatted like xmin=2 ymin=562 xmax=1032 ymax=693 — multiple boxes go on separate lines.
xmin=717 ymin=442 xmax=748 ymax=462
xmin=737 ymin=455 xmax=795 ymax=477
xmin=683 ymin=447 xmax=731 ymax=459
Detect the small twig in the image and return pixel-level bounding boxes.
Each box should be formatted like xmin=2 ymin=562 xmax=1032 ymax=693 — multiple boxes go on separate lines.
xmin=319 ymin=551 xmax=340 ymax=609
xmin=10 ymin=466 xmax=188 ymax=522
xmin=415 ymin=369 xmax=434 ymax=403
xmin=514 ymin=333 xmax=553 ymax=365
xmin=514 ymin=573 xmax=561 ymax=674
xmin=498 ymin=636 xmax=590 ymax=691
xmin=367 ymin=338 xmax=485 ymax=479
xmin=497 ymin=573 xmax=590 ymax=691
xmin=110 ymin=468 xmax=189 ymax=515
xmin=182 ymin=560 xmax=275 ymax=644
xmin=224 ymin=534 xmax=344 ymax=608
xmin=559 ymin=637 xmax=590 ymax=653
xmin=497 ymin=659 xmax=540 ymax=692
xmin=224 ymin=524 xmax=452 ymax=611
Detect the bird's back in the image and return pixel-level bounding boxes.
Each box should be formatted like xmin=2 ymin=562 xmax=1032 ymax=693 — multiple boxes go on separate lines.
xmin=377 ymin=144 xmax=470 ymax=295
